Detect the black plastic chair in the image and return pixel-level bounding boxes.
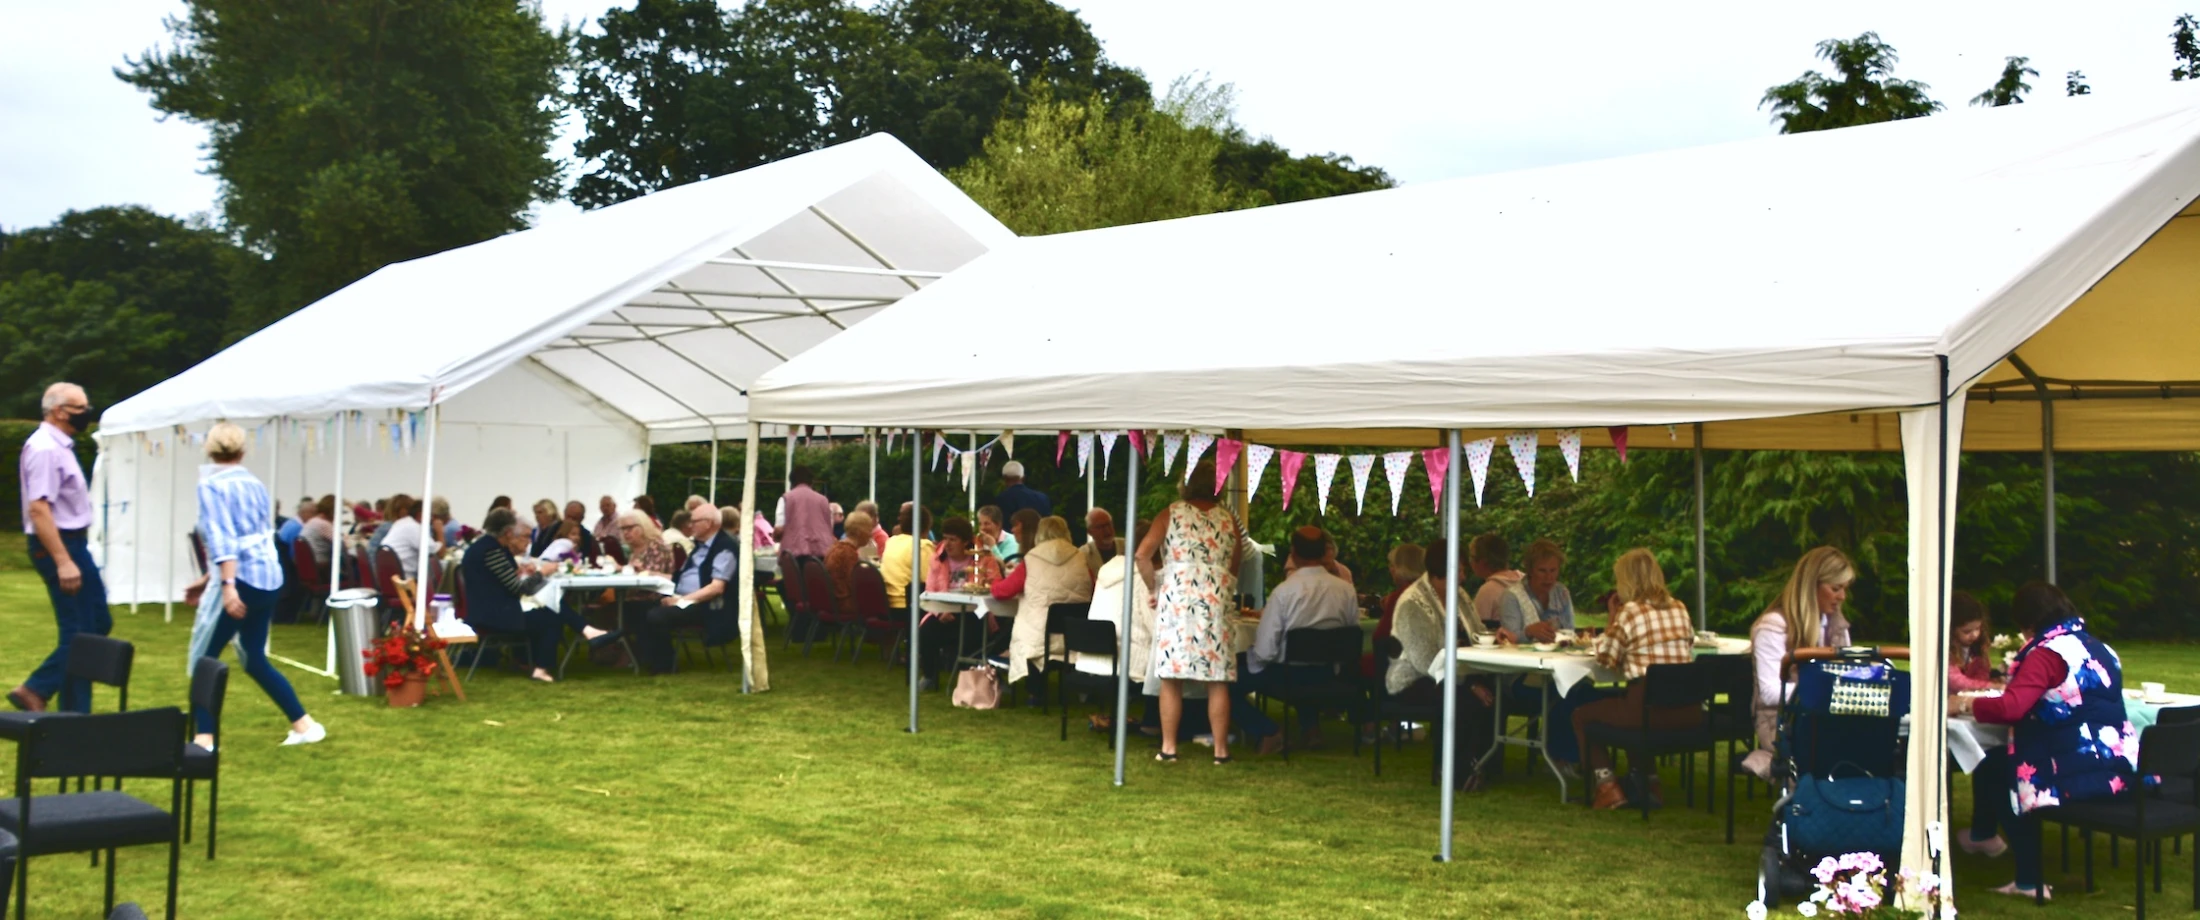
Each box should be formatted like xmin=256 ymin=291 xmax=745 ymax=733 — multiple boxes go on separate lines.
xmin=1058 ymin=617 xmax=1121 ymax=743
xmin=0 ymin=636 xmax=134 ymax=743
xmin=1582 ymin=660 xmax=1720 ymax=821
xmin=1 ymin=707 xmax=187 ymax=920
xmin=1 ymin=826 xmax=15 ymax=920
xmin=180 ymin=659 xmax=227 ymax=860
xmin=1699 ymin=653 xmax=1758 ymax=842
xmin=2032 ymin=719 xmax=2200 ymax=917
xmin=1036 ymin=603 xmax=1091 ymax=714
xmin=1270 ymin=626 xmax=1368 ymax=761
xmin=1367 ymin=635 xmax=1444 ymax=778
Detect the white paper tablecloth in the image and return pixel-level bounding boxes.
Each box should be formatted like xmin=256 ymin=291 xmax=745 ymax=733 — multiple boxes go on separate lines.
xmin=1435 ymin=636 xmax=1752 ymax=697
xmin=919 ymin=590 xmax=1014 ymax=619
xmin=530 ymin=572 xmax=676 ymax=611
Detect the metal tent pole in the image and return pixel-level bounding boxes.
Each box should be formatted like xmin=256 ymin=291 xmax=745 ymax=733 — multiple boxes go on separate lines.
xmin=1438 ymin=428 xmax=1462 ymax=862
xmin=2042 ymin=401 xmax=2057 ymax=585
xmin=908 ymin=437 xmax=923 ymax=733
xmin=165 ymin=429 xmax=179 ymax=623
xmin=1694 ymin=423 xmax=1707 ymax=631
xmin=1112 ymin=444 xmax=1138 ymax=786
xmin=411 ymin=406 xmax=439 ymax=630
xmin=708 ymin=436 xmax=720 ymax=505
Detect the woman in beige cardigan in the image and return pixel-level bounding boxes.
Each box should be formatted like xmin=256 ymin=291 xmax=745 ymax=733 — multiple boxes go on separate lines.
xmin=995 ymin=516 xmax=1096 ymax=696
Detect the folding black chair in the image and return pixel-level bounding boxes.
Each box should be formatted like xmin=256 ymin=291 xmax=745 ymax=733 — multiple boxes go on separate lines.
xmin=1031 ymin=603 xmax=1091 ymax=715
xmin=1367 ymin=635 xmax=1444 ymax=778
xmin=1 ymin=826 xmax=15 ymax=920
xmin=1581 ymin=660 xmax=1719 ymax=821
xmin=1699 ymin=653 xmax=1760 ymax=842
xmin=1270 ymin=626 xmax=1368 ymax=761
xmin=2033 ymin=719 xmax=2200 ymax=917
xmin=180 ymin=659 xmax=227 ymax=860
xmin=1058 ymin=617 xmax=1120 ymax=743
xmin=1 ymin=708 xmax=187 ymax=920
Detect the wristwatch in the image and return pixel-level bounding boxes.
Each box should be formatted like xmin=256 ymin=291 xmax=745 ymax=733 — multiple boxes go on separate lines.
xmin=222 ymin=579 xmax=236 ymax=587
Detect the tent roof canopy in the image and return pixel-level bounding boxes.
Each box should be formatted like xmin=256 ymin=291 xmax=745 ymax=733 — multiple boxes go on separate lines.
xmin=751 ymin=87 xmax=2200 ymax=449
xmin=100 ymin=134 xmax=1012 ymax=442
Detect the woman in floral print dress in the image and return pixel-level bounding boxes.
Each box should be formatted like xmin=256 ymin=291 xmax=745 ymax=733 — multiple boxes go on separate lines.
xmin=1137 ymin=459 xmax=1243 ymax=764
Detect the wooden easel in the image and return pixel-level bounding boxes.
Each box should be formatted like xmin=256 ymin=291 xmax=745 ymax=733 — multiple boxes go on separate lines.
xmin=393 ymin=577 xmax=468 ymax=702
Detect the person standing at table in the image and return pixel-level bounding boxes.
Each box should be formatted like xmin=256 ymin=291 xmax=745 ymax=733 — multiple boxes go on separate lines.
xmin=11 ymin=383 xmax=104 ymax=712
xmin=637 ymin=505 xmax=738 ymax=674
xmin=1574 ymin=548 xmax=1697 ymax=810
xmin=777 ymin=465 xmax=835 ymax=562
xmin=1739 ymin=546 xmax=1855 ymax=780
xmin=184 ymin=422 xmax=327 ymax=745
xmin=1955 ymin=582 xmax=2139 ymax=901
xmin=992 ymin=460 xmax=1051 ymax=522
xmin=1139 ymin=459 xmax=1244 ymax=765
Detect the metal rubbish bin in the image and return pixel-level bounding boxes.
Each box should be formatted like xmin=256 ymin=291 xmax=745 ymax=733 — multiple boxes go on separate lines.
xmin=328 ymin=589 xmax=382 ymax=697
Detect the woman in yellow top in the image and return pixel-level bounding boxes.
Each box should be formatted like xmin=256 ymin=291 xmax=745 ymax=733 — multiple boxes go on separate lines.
xmin=1572 ymin=548 xmax=1699 ymax=810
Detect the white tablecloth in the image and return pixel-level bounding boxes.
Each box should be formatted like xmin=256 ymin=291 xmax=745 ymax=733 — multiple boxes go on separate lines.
xmin=530 ymin=572 xmax=675 ymax=611
xmin=919 ymin=590 xmax=1015 ymax=619
xmin=1946 ymin=691 xmax=2200 ymax=773
xmin=1435 ymin=636 xmax=1753 ymax=696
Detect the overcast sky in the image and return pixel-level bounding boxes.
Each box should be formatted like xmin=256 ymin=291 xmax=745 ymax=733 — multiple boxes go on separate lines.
xmin=3 ymin=0 xmax=2194 ymax=230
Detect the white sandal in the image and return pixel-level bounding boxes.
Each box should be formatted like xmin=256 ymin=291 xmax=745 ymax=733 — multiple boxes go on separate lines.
xmin=1990 ymin=882 xmax=2049 ymax=901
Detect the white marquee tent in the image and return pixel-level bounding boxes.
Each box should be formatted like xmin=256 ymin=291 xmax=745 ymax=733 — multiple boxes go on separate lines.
xmin=90 ymin=133 xmax=1013 ymax=692
xmin=748 ymin=85 xmax=2200 ymax=894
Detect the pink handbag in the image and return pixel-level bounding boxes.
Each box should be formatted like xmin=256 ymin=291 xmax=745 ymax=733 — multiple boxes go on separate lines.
xmin=952 ymin=666 xmax=1002 ymax=709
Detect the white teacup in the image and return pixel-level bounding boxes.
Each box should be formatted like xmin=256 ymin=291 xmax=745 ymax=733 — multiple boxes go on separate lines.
xmin=1474 ymin=635 xmax=1496 ymax=649
xmin=1555 ymin=630 xmax=1577 ymax=645
xmin=2143 ymin=681 xmax=2168 ymax=702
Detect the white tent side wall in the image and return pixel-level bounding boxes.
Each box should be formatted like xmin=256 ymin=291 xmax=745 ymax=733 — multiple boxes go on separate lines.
xmin=91 ymin=360 xmax=648 ymax=605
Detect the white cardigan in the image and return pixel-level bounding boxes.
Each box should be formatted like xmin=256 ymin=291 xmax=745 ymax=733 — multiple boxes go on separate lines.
xmin=1004 ymin=540 xmax=1094 ymax=685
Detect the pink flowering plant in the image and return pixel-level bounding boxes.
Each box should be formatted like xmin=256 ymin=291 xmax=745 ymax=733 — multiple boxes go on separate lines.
xmin=1745 ymin=852 xmax=1947 ymax=919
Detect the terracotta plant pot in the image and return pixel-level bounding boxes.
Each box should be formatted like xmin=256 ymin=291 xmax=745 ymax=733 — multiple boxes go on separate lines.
xmin=386 ymin=674 xmax=427 ymax=708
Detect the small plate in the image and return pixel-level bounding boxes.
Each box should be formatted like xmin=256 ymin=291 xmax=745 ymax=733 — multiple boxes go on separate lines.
xmin=1532 ymin=643 xmax=1557 ymax=652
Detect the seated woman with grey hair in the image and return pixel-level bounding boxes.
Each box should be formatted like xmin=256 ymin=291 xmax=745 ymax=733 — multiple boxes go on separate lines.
xmin=460 ymin=508 xmax=619 ymax=683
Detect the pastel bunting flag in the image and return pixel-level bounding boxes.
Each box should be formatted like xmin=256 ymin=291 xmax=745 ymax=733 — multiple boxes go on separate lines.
xmin=1313 ymin=454 xmax=1341 ymax=513
xmin=1348 ymin=454 xmax=1375 ymax=514
xmin=1098 ymin=431 xmax=1120 ymax=478
xmin=1557 ymin=429 xmax=1583 ymax=482
xmin=1506 ymin=430 xmax=1539 ymax=497
xmin=1077 ymin=432 xmax=1094 ymax=476
xmin=1421 ymin=447 xmax=1451 ymax=514
xmin=1184 ymin=433 xmax=1214 ymax=482
xmin=960 ymin=450 xmax=977 ymax=491
xmin=1211 ymin=438 xmax=1244 ymax=497
xmin=885 ymin=430 xmax=897 ymax=454
xmin=1244 ymin=443 xmax=1275 ymax=501
xmin=1607 ymin=426 xmax=1629 ymax=463
xmin=1057 ymin=431 xmax=1070 ymax=466
xmin=1001 ymin=431 xmax=1014 ymax=459
xmin=1162 ymin=434 xmax=1185 ymax=477
xmin=1381 ymin=452 xmax=1412 ymax=515
xmin=977 ymin=448 xmax=992 ymax=473
xmin=1278 ymin=450 xmax=1307 ymax=510
xmin=1465 ymin=437 xmax=1496 ymax=507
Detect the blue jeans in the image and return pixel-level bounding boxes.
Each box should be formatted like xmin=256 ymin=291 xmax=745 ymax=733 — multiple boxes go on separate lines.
xmin=26 ymin=531 xmax=111 ymax=711
xmin=198 ymin=582 xmax=307 ymax=734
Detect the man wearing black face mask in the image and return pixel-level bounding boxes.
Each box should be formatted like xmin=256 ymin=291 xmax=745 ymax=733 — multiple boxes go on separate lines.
xmin=11 ymin=382 xmax=107 ymax=713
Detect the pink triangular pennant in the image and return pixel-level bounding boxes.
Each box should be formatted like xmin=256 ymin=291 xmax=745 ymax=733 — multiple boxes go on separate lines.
xmin=1184 ymin=433 xmax=1214 ymax=483
xmin=1278 ymin=450 xmax=1307 ymax=510
xmin=1421 ymin=447 xmax=1451 ymax=514
xmin=1607 ymin=426 xmax=1629 ymax=463
xmin=1313 ymin=454 xmax=1341 ymax=513
xmin=1557 ymin=429 xmax=1582 ymax=482
xmin=1348 ymin=454 xmax=1375 ymax=514
xmin=1506 ymin=430 xmax=1539 ymax=498
xmin=1465 ymin=438 xmax=1496 ymax=507
xmin=1162 ymin=434 xmax=1185 ymax=477
xmin=1057 ymin=430 xmax=1070 ymax=466
xmin=1381 ymin=452 xmax=1412 ymax=516
xmin=1212 ymin=439 xmax=1244 ymax=497
xmin=1244 ymin=443 xmax=1275 ymax=501
xmin=1127 ymin=430 xmax=1145 ymax=459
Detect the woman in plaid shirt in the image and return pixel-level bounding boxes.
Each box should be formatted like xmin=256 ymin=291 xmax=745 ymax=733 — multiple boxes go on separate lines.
xmin=1572 ymin=548 xmax=1696 ymax=810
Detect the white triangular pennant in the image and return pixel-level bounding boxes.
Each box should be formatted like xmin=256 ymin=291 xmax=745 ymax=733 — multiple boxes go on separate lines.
xmin=1465 ymin=438 xmax=1496 ymax=507
xmin=1381 ymin=452 xmax=1412 ymax=515
xmin=1506 ymin=430 xmax=1539 ymax=497
xmin=1098 ymin=431 xmax=1119 ymax=479
xmin=1161 ymin=434 xmax=1185 ymax=477
xmin=961 ymin=450 xmax=977 ymax=491
xmin=1557 ymin=429 xmax=1582 ymax=482
xmin=1001 ymin=430 xmax=1014 ymax=458
xmin=1077 ymin=432 xmax=1093 ymax=477
xmin=1349 ymin=455 xmax=1375 ymax=515
xmin=1183 ymin=433 xmax=1213 ymax=482
xmin=1313 ymin=454 xmax=1341 ymax=513
xmin=1244 ymin=444 xmax=1274 ymax=501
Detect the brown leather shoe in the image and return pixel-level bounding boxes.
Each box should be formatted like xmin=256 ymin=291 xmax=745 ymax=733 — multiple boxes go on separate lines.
xmin=1591 ymin=779 xmax=1629 ymax=810
xmin=8 ymin=686 xmax=46 ymax=713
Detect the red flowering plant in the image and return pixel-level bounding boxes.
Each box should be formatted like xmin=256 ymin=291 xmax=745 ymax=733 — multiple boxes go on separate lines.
xmin=362 ymin=621 xmax=448 ymax=689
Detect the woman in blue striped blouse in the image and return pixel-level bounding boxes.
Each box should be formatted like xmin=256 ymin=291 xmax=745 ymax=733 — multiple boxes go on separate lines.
xmin=188 ymin=422 xmax=325 ymax=748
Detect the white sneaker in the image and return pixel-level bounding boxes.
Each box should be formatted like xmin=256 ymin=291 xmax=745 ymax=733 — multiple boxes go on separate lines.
xmin=282 ymin=719 xmax=327 ymax=746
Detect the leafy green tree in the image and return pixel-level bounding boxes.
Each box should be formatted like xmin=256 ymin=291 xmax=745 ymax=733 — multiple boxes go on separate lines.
xmin=0 ymin=205 xmax=242 ymax=365
xmin=2175 ymin=14 xmax=2200 ymax=81
xmin=1761 ymin=33 xmax=1944 ymax=133
xmin=947 ymin=79 xmax=1249 ymax=235
xmin=2066 ymin=70 xmax=2092 ymax=96
xmin=118 ymin=0 xmax=567 ymax=328
xmin=0 ymin=273 xmax=180 ymax=416
xmin=1213 ymin=138 xmax=1394 ymax=206
xmin=1972 ymin=56 xmax=2037 ymax=107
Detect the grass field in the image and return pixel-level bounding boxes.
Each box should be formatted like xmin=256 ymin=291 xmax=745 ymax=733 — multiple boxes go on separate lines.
xmin=1 ymin=541 xmax=2195 ymax=918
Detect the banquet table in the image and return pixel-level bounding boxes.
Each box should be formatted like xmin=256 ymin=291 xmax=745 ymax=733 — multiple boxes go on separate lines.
xmin=1944 ymin=689 xmax=2200 ymax=773
xmin=528 ymin=571 xmax=677 ymax=612
xmin=1433 ymin=636 xmax=1755 ymax=801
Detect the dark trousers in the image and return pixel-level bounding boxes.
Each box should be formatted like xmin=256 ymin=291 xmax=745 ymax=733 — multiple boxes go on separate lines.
xmin=917 ymin=613 xmax=966 ymax=683
xmin=1399 ymin=678 xmax=1495 ymax=789
xmin=1237 ymin=663 xmax=1338 ymax=737
xmin=1973 ymin=748 xmax=2044 ymax=887
xmin=197 ymin=583 xmax=307 ymax=734
xmin=26 ymin=532 xmax=111 ymax=711
xmin=637 ymin=603 xmax=706 ymax=674
xmin=523 ymin=606 xmax=593 ymax=673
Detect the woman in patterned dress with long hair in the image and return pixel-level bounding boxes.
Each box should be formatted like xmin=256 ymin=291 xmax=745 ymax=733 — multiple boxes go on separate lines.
xmin=1137 ymin=459 xmax=1244 ymax=764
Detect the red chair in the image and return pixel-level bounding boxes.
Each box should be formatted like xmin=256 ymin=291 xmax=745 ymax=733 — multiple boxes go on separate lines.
xmin=670 ymin=544 xmax=688 ymax=576
xmin=803 ymin=557 xmax=862 ymax=661
xmin=849 ymin=564 xmax=907 ymax=665
xmin=777 ymin=552 xmax=809 ymax=652
xmin=290 ymin=539 xmax=330 ymax=622
xmin=600 ymin=534 xmax=627 ymax=566
xmin=372 ymin=546 xmax=404 ymax=618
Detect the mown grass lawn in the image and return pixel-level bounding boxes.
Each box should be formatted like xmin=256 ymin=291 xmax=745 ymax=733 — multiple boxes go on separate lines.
xmin=0 ymin=539 xmax=2194 ymax=918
